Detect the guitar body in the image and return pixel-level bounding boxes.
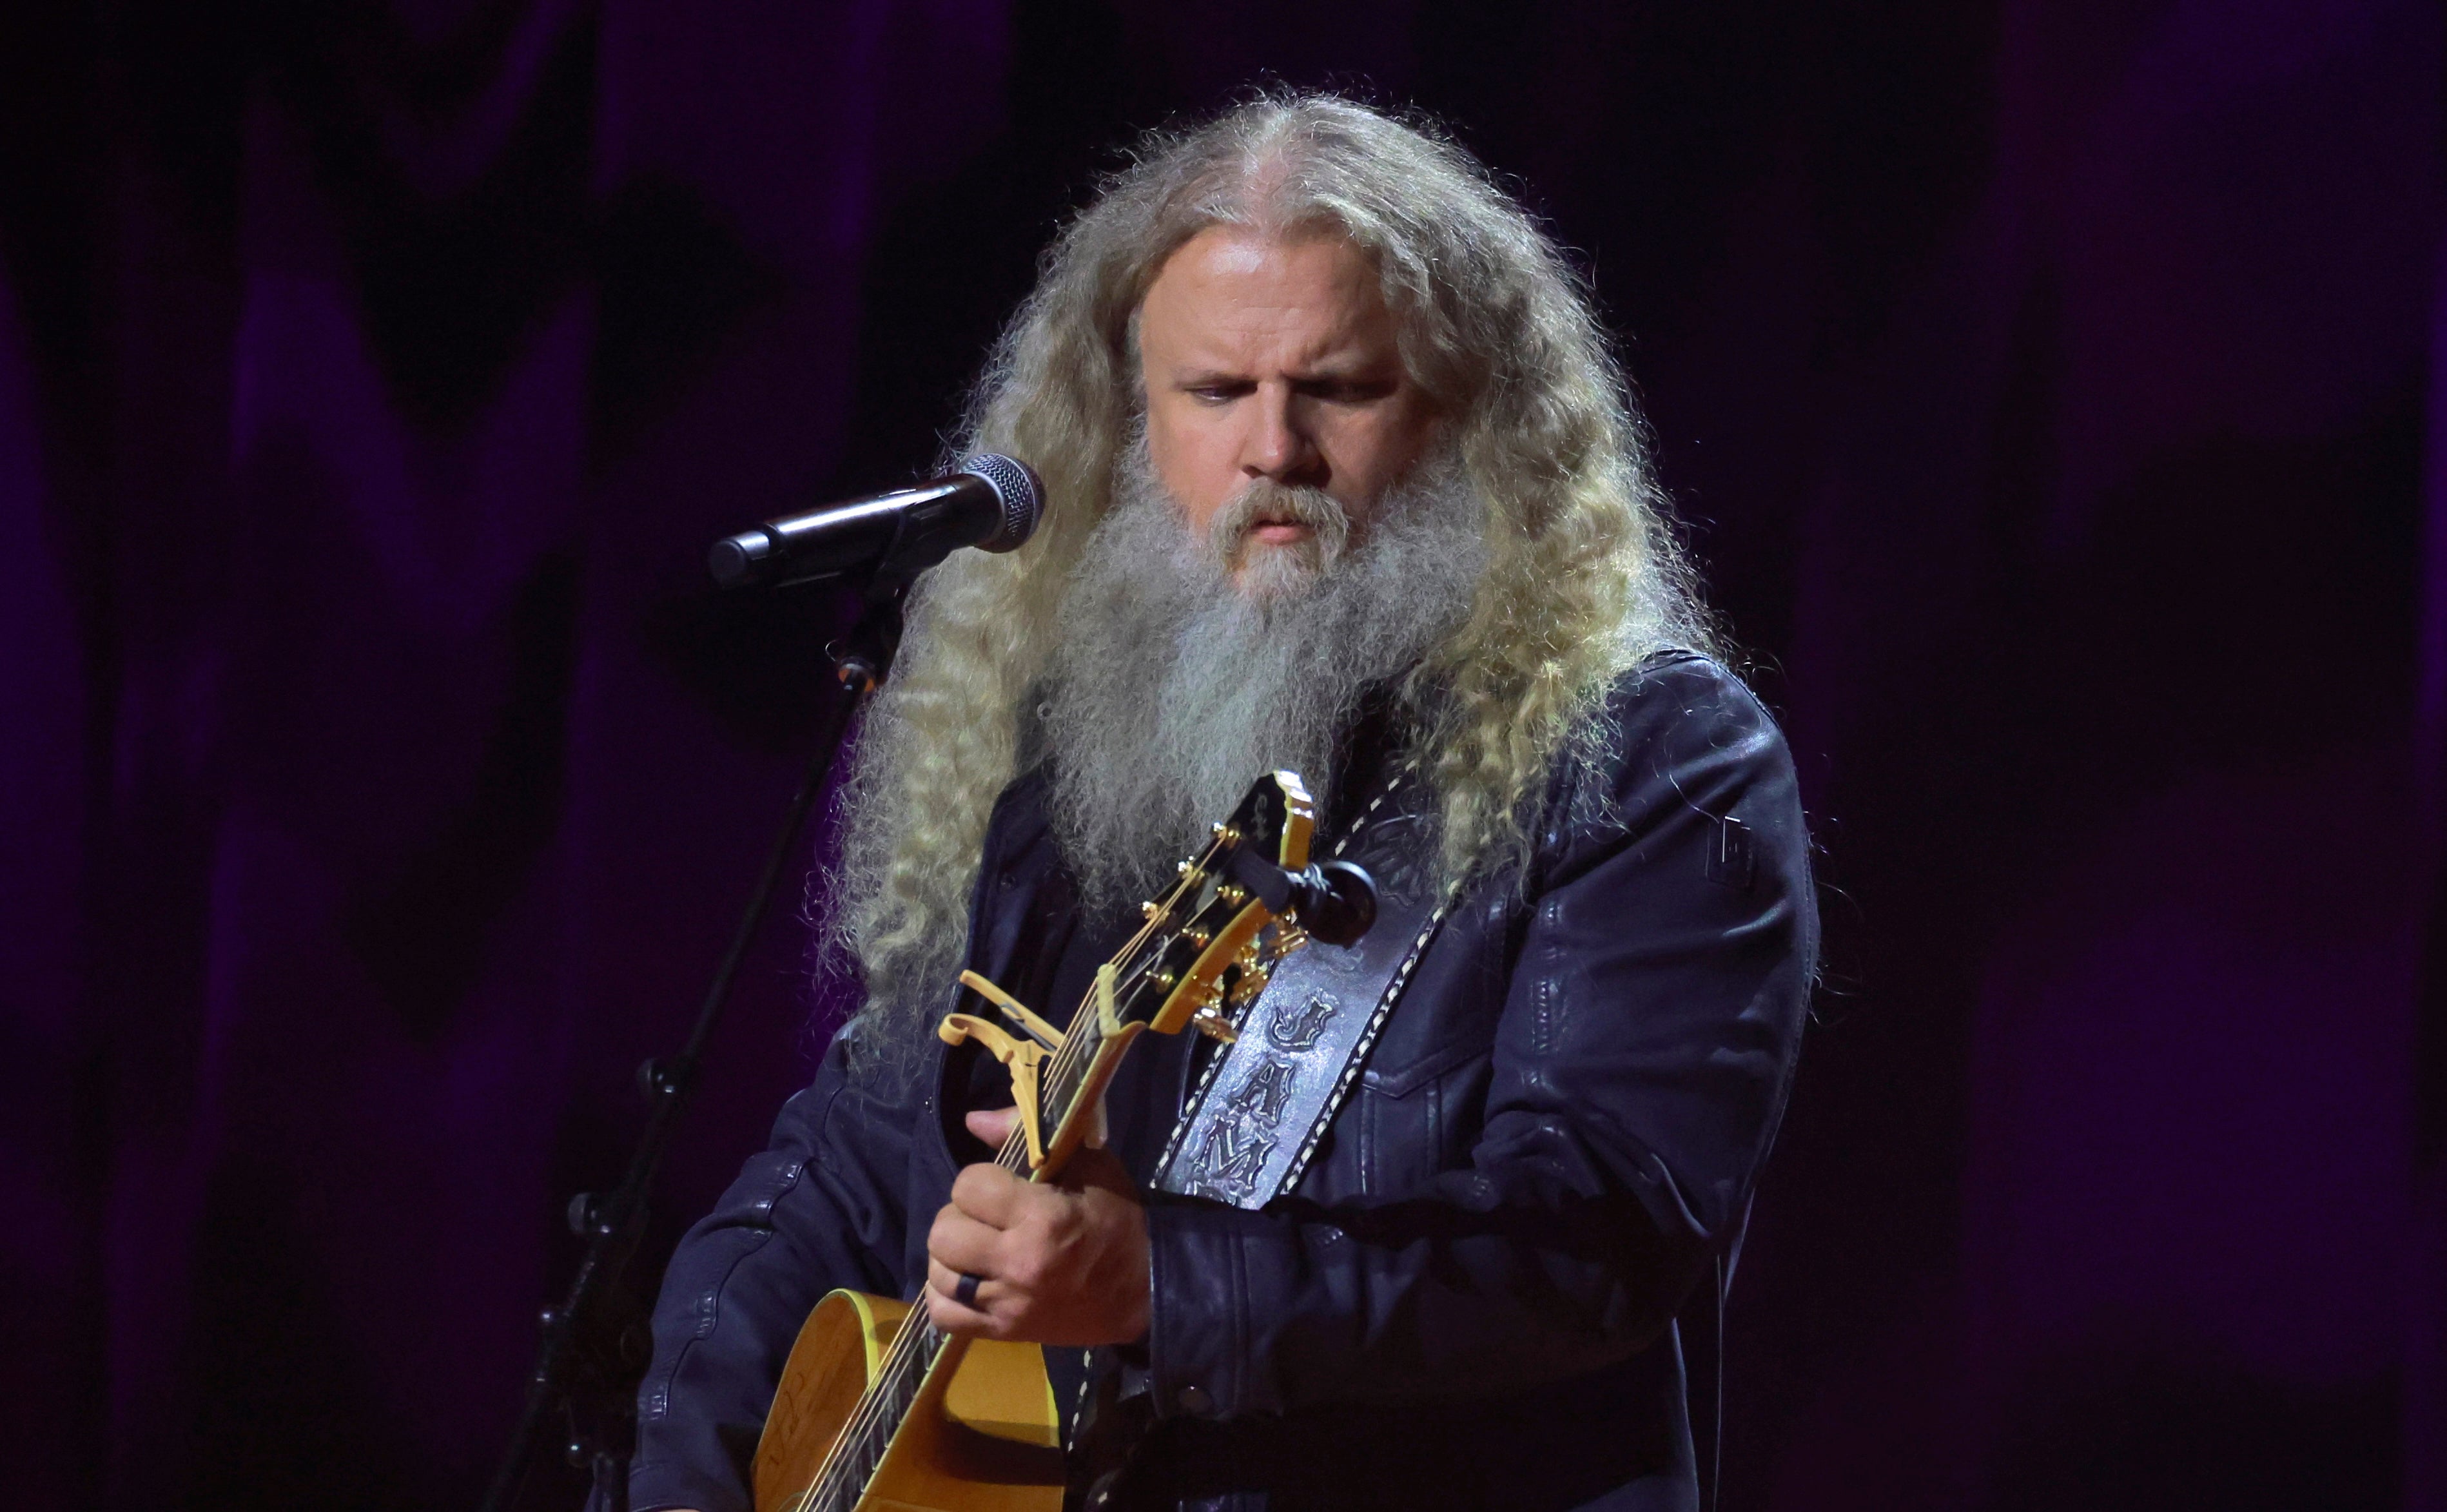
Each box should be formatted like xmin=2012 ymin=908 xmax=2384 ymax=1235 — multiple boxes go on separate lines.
xmin=752 ymin=1290 xmax=1064 ymax=1512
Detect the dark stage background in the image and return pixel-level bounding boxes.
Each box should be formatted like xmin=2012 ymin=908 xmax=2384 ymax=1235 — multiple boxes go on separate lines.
xmin=4 ymin=2 xmax=2442 ymax=1508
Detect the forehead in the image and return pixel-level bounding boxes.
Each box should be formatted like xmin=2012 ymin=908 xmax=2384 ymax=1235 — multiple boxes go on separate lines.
xmin=1138 ymin=226 xmax=1398 ymax=367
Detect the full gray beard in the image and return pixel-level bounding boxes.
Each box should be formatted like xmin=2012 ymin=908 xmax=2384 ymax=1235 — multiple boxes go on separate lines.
xmin=1044 ymin=440 xmax=1487 ymax=911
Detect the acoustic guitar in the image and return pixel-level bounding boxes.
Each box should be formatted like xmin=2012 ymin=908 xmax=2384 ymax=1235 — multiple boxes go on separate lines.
xmin=748 ymin=771 xmax=1374 ymax=1512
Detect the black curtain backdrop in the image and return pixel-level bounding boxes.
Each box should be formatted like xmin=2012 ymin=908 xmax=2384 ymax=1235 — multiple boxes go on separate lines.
xmin=4 ymin=3 xmax=2442 ymax=1509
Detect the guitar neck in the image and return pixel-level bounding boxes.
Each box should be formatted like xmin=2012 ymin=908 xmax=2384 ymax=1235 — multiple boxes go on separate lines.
xmin=1022 ymin=1020 xmax=1142 ymax=1182
xmin=803 ymin=864 xmax=1213 ymax=1507
xmin=793 ymin=766 xmax=1340 ymax=1511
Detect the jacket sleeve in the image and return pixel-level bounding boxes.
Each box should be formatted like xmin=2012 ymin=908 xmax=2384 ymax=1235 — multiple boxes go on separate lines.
xmin=627 ymin=1029 xmax=919 ymax=1512
xmin=1142 ymin=656 xmax=1816 ymax=1420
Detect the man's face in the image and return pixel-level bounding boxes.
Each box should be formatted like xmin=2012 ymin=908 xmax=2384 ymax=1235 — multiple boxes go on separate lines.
xmin=1136 ymin=226 xmax=1438 ymax=586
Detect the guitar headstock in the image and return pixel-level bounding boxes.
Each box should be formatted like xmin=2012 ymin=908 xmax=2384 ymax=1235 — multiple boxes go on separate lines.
xmin=1100 ymin=771 xmax=1376 ymax=1042
xmin=955 ymin=771 xmax=1378 ymax=1184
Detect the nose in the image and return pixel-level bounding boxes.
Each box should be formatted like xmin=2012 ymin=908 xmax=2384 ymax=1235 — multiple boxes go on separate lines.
xmin=1241 ymin=382 xmax=1322 ymax=486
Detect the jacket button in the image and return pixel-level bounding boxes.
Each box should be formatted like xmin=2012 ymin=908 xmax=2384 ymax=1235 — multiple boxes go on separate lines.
xmin=1175 ymin=1384 xmax=1214 ymax=1417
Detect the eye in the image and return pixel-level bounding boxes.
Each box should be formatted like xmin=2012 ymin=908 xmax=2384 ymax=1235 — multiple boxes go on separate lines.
xmin=1296 ymin=376 xmax=1398 ymax=404
xmin=1184 ymin=380 xmax=1253 ymax=405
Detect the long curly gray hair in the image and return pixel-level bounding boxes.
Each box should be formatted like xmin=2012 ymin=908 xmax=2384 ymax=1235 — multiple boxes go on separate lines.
xmin=826 ymin=92 xmax=1715 ymax=1043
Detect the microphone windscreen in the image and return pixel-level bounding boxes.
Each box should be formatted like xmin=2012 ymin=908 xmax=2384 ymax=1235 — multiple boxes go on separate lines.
xmin=955 ymin=453 xmax=1044 ymax=553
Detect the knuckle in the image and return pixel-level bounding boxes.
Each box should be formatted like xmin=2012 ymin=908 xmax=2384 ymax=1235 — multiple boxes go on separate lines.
xmin=1041 ymin=1203 xmax=1082 ymax=1248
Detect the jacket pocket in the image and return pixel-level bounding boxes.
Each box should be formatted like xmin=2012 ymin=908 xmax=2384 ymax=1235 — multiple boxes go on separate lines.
xmin=1357 ymin=1042 xmax=1493 ymax=1196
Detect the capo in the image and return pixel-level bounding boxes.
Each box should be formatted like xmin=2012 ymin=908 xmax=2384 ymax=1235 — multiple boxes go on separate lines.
xmin=957 ymin=969 xmax=1066 ymax=1050
xmin=1096 ymin=962 xmax=1122 ymax=1038
xmin=935 ymin=1010 xmax=1049 ymax=1168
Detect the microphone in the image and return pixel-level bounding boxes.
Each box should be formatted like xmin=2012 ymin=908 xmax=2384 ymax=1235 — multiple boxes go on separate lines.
xmin=707 ymin=453 xmax=1043 ymax=590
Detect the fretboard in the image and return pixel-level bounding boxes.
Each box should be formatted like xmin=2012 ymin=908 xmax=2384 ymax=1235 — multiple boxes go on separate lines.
xmin=795 ymin=851 xmax=1215 ymax=1512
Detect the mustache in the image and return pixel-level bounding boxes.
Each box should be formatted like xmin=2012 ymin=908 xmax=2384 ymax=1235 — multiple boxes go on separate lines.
xmin=1206 ymin=480 xmax=1352 ymax=568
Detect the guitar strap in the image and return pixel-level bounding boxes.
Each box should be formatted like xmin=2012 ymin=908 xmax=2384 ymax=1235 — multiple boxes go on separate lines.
xmin=1154 ymin=775 xmax=1450 ymax=1207
xmin=1134 ymin=761 xmax=1743 ymax=1509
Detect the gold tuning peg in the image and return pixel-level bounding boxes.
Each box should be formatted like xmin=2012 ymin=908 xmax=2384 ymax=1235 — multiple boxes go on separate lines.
xmin=1189 ymin=1010 xmax=1239 ymax=1044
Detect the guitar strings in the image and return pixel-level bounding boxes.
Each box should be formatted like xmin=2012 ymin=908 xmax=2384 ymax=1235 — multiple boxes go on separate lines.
xmin=808 ymin=819 xmax=1247 ymax=1506
xmin=792 ymin=867 xmax=1196 ymax=1512
xmin=795 ymin=852 xmax=1203 ymax=1512
xmin=788 ymin=832 xmax=1234 ymax=1511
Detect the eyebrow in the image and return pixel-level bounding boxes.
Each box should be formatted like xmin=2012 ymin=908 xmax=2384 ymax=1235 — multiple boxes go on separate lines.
xmin=1169 ymin=357 xmax=1399 ymax=386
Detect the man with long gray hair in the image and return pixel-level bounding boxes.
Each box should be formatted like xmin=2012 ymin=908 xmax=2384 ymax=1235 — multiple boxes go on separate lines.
xmin=629 ymin=93 xmax=1814 ymax=1511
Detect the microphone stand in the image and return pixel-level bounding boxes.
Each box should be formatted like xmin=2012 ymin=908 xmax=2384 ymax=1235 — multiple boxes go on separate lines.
xmin=478 ymin=582 xmax=908 ymax=1512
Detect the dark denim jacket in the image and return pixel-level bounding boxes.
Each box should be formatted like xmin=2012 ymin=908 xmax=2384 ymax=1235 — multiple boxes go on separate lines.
xmin=627 ymin=652 xmax=1816 ymax=1512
